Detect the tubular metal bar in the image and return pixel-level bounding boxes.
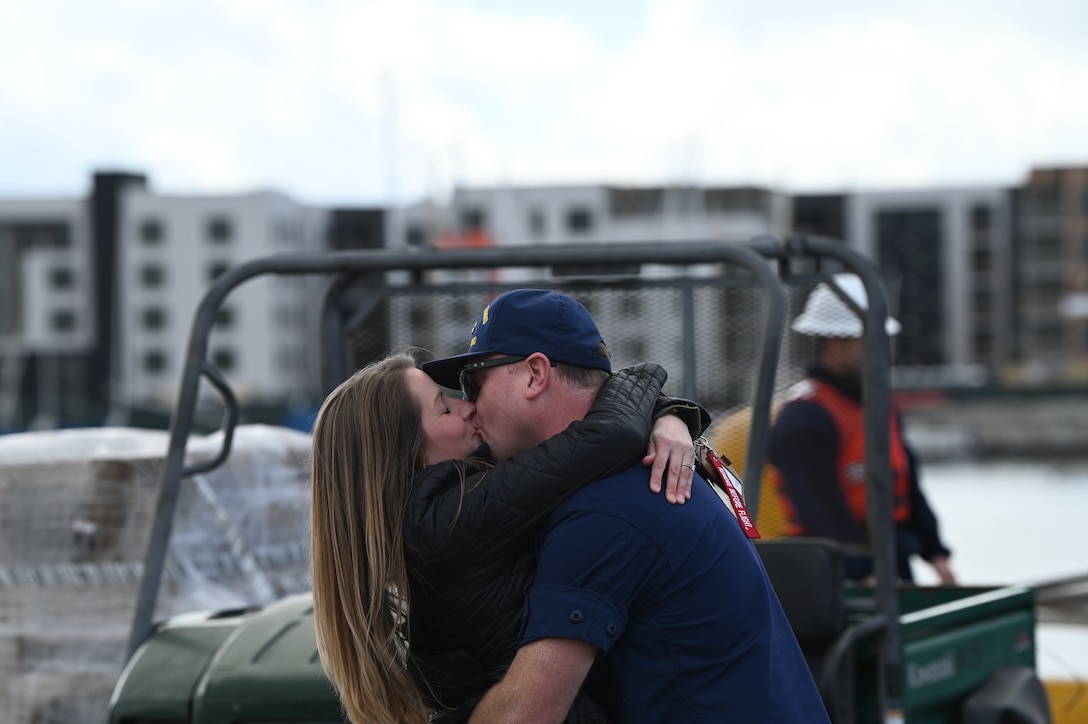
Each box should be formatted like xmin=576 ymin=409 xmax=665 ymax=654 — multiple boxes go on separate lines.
xmin=124 ymin=239 xmax=787 ymax=660
xmin=818 ymin=614 xmax=890 ymax=714
xmin=317 ymin=272 xmax=393 ymax=396
xmin=318 ymin=272 xmax=357 ymax=397
xmin=726 ymin=242 xmax=786 ymax=522
xmin=778 ymin=233 xmax=904 ymax=723
xmin=180 ymin=361 xmax=239 ymax=478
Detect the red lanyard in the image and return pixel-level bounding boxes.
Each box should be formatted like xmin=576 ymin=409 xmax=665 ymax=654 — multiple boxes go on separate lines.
xmin=696 ymin=438 xmax=760 ymax=539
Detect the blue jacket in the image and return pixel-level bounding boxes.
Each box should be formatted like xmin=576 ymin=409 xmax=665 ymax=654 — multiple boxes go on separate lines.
xmin=522 ymin=463 xmax=829 ymax=722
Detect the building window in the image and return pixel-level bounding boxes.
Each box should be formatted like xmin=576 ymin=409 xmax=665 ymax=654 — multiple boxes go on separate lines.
xmin=53 ymin=224 xmax=71 ymax=248
xmin=207 ymin=261 xmax=230 ymax=282
xmin=51 ymin=309 xmax=76 ymax=332
xmin=1030 ymin=235 xmax=1062 ymax=262
xmin=1034 ymin=277 xmax=1064 ymax=297
xmin=405 ymin=225 xmax=427 ymax=247
xmin=610 ymin=188 xmax=664 ymax=217
xmin=142 ymin=307 xmax=166 ymax=330
xmin=971 ymin=248 xmax=992 ymax=273
xmin=1035 ymin=322 xmax=1062 ymax=351
xmin=528 ymin=209 xmax=546 ymax=237
xmin=1023 ymin=189 xmax=1060 ymax=217
xmin=141 ymin=264 xmax=165 ymax=288
xmin=1033 ymin=285 xmax=1064 ymax=312
xmin=140 ymin=219 xmax=164 ymax=244
xmin=207 ymin=216 xmax=233 ymax=243
xmin=212 ymin=348 xmax=236 ymax=371
xmin=876 ymin=208 xmax=943 ymax=366
xmin=144 ymin=350 xmax=167 ymax=374
xmin=50 ymin=267 xmax=75 ymax=289
xmin=214 ymin=306 xmax=235 ymax=329
xmin=0 ymin=222 xmax=69 ymax=249
xmin=970 ymin=205 xmax=992 ymax=231
xmin=972 ymin=289 xmax=994 ymax=313
xmin=566 ymin=207 xmax=593 ymax=234
xmin=705 ymin=188 xmax=769 ymax=215
xmin=461 ymin=208 xmax=486 ymax=231
xmin=973 ymin=331 xmax=993 ymax=357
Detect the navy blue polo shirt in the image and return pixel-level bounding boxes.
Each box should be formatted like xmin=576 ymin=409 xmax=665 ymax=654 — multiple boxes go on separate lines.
xmin=521 ymin=464 xmax=829 ymax=723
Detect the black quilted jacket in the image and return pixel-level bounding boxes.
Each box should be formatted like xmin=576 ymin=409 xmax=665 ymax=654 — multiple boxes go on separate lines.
xmin=403 ymin=364 xmax=669 ymax=721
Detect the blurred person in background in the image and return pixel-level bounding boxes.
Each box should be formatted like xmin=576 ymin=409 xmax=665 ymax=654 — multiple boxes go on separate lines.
xmin=310 ymin=338 xmax=707 ymax=719
xmin=768 ymin=273 xmax=957 ymax=585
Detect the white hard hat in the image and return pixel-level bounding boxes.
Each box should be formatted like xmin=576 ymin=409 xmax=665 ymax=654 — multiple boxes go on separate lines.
xmin=791 ymin=273 xmax=901 ymax=338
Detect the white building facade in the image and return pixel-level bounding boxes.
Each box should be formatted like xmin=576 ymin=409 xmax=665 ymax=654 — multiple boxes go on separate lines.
xmin=8 ymin=168 xmax=1087 ymax=433
xmin=116 ymin=188 xmax=330 ymax=410
xmin=384 ymin=183 xmax=793 ymax=403
xmin=0 ymin=197 xmax=94 ymax=428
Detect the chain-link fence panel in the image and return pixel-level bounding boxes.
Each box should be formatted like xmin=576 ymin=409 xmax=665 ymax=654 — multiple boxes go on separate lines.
xmin=337 ymin=268 xmax=845 ymax=541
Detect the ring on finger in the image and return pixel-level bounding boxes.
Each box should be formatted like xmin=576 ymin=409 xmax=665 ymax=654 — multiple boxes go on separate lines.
xmin=680 ymin=461 xmax=696 ymax=470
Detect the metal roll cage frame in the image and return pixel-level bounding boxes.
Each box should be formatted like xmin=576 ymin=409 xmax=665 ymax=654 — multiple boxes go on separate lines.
xmin=124 ymin=233 xmax=903 ymax=719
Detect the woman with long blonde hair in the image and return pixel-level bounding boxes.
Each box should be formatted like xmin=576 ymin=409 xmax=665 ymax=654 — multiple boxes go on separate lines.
xmin=310 ymin=352 xmax=704 ymax=723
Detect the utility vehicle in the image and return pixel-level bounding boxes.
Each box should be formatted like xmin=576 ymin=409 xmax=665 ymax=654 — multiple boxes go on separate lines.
xmin=109 ymin=236 xmax=1050 ymax=723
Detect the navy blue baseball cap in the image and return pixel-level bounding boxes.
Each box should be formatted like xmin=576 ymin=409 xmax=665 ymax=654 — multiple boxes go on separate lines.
xmin=422 ymin=289 xmax=612 ymax=390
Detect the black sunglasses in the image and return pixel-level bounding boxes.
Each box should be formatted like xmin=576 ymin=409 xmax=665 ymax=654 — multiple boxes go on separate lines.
xmin=459 ymin=355 xmax=527 ymax=401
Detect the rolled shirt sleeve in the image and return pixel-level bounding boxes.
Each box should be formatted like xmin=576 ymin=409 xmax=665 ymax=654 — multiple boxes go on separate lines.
xmin=522 ymin=584 xmax=628 ymax=653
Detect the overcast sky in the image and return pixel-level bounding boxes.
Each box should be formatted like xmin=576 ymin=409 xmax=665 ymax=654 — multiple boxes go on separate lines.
xmin=2 ymin=0 xmax=1086 ymax=206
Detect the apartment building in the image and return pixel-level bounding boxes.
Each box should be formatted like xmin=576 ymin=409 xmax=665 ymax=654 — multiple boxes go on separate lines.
xmin=0 ymin=196 xmax=93 ymax=430
xmin=383 ymin=183 xmax=793 ymax=404
xmin=845 ymin=186 xmax=1014 ymax=384
xmin=1010 ymin=166 xmax=1088 ymax=385
xmin=0 ymin=172 xmax=376 ymax=430
xmin=828 ymin=170 xmax=1088 ymax=388
xmin=116 ymin=186 xmax=331 ymax=412
xmin=4 ymin=167 xmax=1087 ymax=432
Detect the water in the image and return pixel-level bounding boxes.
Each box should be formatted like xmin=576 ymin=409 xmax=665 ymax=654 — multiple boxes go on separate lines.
xmin=911 ymin=459 xmax=1088 ymax=682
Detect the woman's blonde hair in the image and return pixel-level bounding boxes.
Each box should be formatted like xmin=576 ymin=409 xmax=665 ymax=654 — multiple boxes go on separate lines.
xmin=310 ymin=353 xmax=429 ymax=723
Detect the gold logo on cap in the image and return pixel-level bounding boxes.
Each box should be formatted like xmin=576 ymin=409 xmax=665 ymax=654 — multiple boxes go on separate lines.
xmin=482 ymin=304 xmax=490 ymax=325
xmin=469 ymin=335 xmax=477 ymax=348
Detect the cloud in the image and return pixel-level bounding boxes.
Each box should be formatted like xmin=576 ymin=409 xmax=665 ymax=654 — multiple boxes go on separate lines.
xmin=0 ymin=0 xmax=1085 ymax=203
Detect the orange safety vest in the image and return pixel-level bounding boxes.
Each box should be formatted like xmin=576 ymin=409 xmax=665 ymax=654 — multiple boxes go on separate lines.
xmin=779 ymin=379 xmax=911 ymax=535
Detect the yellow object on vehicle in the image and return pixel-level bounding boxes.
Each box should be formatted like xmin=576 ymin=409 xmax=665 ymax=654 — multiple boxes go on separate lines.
xmin=708 ymin=405 xmax=790 ymax=540
xmin=1046 ymin=680 xmax=1087 ymax=724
